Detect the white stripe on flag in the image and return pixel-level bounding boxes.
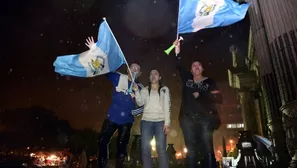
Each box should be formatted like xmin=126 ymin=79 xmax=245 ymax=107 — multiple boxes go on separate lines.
xmin=192 ymin=0 xmax=225 ymax=32
xmin=78 ymin=47 xmax=110 ymax=77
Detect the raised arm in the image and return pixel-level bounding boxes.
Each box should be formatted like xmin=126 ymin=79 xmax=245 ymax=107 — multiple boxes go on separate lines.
xmin=172 ymin=40 xmax=192 ymax=83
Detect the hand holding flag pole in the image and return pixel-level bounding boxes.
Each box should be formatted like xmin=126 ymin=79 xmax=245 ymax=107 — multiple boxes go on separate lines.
xmin=128 ymin=72 xmax=137 ymax=94
xmin=164 ymin=36 xmax=184 ymax=55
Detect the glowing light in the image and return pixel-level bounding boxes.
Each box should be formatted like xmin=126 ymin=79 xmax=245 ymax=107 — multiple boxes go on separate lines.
xmin=30 ymin=153 xmax=35 ymax=157
xmin=217 ymin=150 xmax=221 ymax=153
xmin=26 ymin=147 xmax=30 ymax=150
xmin=183 ymin=148 xmax=188 ymax=153
xmin=229 ymin=140 xmax=234 ymax=144
xmin=152 ymin=147 xmax=156 ymax=151
xmin=150 ymin=138 xmax=156 ymax=147
xmin=176 ymin=152 xmax=182 ymax=157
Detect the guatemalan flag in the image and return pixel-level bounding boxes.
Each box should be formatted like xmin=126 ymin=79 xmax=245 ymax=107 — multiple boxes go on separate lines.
xmin=54 ymin=19 xmax=125 ymax=77
xmin=178 ymin=0 xmax=250 ymax=34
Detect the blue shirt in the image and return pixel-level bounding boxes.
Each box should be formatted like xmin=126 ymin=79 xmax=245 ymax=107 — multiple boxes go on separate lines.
xmin=106 ymin=72 xmax=140 ymax=124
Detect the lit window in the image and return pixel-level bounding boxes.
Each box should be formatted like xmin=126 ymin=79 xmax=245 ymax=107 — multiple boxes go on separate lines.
xmin=227 ymin=123 xmax=244 ymax=129
xmin=226 ymin=124 xmax=237 ymax=129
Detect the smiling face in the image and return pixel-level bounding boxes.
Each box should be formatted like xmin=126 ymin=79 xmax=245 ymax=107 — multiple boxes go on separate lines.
xmin=128 ymin=63 xmax=141 ymax=78
xmin=149 ymin=69 xmax=161 ymax=84
xmin=191 ymin=61 xmax=203 ymax=76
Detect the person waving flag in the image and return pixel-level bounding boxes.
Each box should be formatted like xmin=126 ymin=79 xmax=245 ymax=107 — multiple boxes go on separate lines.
xmin=54 ymin=18 xmax=129 ymax=78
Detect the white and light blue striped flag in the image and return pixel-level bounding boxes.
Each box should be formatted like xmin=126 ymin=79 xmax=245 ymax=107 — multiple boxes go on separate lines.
xmin=54 ymin=19 xmax=126 ymax=77
xmin=178 ymin=0 xmax=250 ymax=34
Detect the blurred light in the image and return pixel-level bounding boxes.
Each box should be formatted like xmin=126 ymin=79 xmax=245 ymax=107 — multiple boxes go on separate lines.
xmin=183 ymin=148 xmax=188 ymax=153
xmin=176 ymin=152 xmax=182 ymax=157
xmin=30 ymin=153 xmax=35 ymax=157
xmin=229 ymin=140 xmax=233 ymax=144
xmin=26 ymin=147 xmax=30 ymax=150
xmin=150 ymin=138 xmax=156 ymax=147
xmin=152 ymin=147 xmax=156 ymax=151
xmin=217 ymin=150 xmax=221 ymax=153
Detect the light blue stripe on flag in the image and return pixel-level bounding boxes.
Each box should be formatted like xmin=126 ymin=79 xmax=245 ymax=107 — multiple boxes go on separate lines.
xmin=178 ymin=0 xmax=250 ymax=34
xmin=53 ymin=20 xmax=125 ymax=77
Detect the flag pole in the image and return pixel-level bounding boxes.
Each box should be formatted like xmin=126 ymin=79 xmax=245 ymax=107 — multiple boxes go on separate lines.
xmin=103 ymin=17 xmax=134 ymax=81
xmin=176 ymin=0 xmax=181 ymax=57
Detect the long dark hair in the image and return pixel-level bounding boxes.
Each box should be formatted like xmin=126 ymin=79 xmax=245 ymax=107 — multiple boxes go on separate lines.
xmin=148 ymin=69 xmax=163 ymax=95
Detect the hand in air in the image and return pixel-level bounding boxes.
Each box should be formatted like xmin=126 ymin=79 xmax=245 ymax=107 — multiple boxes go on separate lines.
xmin=85 ymin=37 xmax=96 ymax=49
xmin=132 ymin=83 xmax=139 ymax=91
xmin=192 ymin=92 xmax=199 ymax=98
xmin=163 ymin=125 xmax=170 ymax=134
xmin=173 ymin=39 xmax=180 ymax=47
xmin=173 ymin=39 xmax=180 ymax=54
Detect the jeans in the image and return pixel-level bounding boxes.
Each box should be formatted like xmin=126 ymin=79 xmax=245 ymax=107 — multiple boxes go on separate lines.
xmin=141 ymin=120 xmax=169 ymax=168
xmin=179 ymin=115 xmax=217 ymax=168
xmin=97 ymin=119 xmax=132 ymax=168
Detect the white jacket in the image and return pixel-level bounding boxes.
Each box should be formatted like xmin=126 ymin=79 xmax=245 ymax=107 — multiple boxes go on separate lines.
xmin=135 ymin=86 xmax=171 ymax=126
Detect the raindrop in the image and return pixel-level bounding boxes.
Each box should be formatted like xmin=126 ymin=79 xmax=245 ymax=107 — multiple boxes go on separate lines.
xmin=40 ymin=33 xmax=43 ymax=36
xmin=9 ymin=68 xmax=12 ymax=73
xmin=73 ymin=9 xmax=77 ymax=12
xmin=92 ymin=23 xmax=96 ymax=26
xmin=81 ymin=22 xmax=84 ymax=25
xmin=121 ymin=112 xmax=125 ymax=116
xmin=229 ymin=34 xmax=233 ymax=38
xmin=82 ymin=4 xmax=85 ymax=8
xmin=60 ymin=40 xmax=63 ymax=43
xmin=195 ymin=46 xmax=198 ymax=49
xmin=172 ymin=74 xmax=176 ymax=77
xmin=201 ymin=39 xmax=204 ymax=43
xmin=153 ymin=0 xmax=156 ymax=3
xmin=92 ymin=81 xmax=94 ymax=85
xmin=57 ymin=88 xmax=60 ymax=91
xmin=208 ymin=62 xmax=212 ymax=66
xmin=71 ymin=89 xmax=74 ymax=91
xmin=67 ymin=41 xmax=69 ymax=44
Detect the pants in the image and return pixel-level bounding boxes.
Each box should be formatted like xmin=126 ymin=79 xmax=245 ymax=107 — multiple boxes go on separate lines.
xmin=141 ymin=120 xmax=169 ymax=168
xmin=179 ymin=115 xmax=217 ymax=168
xmin=98 ymin=119 xmax=132 ymax=168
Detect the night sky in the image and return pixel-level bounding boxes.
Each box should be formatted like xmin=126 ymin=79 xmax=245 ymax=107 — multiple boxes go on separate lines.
xmin=1 ymin=0 xmax=249 ymax=137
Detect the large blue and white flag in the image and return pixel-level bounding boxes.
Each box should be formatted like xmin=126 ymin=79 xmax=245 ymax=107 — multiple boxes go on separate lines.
xmin=178 ymin=0 xmax=250 ymax=34
xmin=54 ymin=19 xmax=126 ymax=77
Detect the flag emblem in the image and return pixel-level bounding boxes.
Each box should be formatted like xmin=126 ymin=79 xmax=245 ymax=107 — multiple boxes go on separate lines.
xmin=88 ymin=56 xmax=106 ymax=75
xmin=199 ymin=4 xmax=217 ymax=16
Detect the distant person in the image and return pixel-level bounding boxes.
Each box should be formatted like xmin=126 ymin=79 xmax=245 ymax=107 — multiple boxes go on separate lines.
xmin=173 ymin=40 xmax=222 ymax=168
xmin=85 ymin=37 xmax=143 ymax=168
xmin=133 ymin=69 xmax=171 ymax=168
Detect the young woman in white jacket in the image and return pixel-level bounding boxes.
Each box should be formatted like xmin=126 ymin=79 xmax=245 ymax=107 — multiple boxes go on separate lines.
xmin=133 ymin=69 xmax=171 ymax=168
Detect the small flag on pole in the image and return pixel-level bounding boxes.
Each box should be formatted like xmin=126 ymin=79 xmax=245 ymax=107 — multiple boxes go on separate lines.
xmin=178 ymin=0 xmax=250 ymax=34
xmin=54 ymin=18 xmax=126 ymax=77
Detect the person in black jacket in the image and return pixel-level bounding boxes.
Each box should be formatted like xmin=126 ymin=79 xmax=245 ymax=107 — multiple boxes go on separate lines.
xmin=173 ymin=40 xmax=222 ymax=168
